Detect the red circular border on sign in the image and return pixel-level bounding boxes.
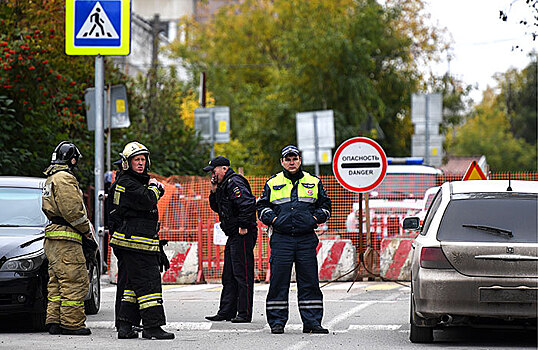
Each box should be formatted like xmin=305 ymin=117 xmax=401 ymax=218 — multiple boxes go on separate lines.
xmin=332 ymin=137 xmax=387 ymax=193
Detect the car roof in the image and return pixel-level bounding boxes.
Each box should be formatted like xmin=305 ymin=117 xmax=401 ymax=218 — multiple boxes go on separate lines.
xmin=447 ymin=180 xmax=538 ymax=194
xmin=0 ymin=176 xmax=45 ymax=189
xmin=386 ymin=165 xmax=442 ymax=175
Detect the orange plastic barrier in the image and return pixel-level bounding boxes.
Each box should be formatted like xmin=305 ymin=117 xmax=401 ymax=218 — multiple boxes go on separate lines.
xmin=107 ymin=172 xmax=537 ymax=282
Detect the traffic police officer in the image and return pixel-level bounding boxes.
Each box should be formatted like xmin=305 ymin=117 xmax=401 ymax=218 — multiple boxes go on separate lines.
xmin=204 ymin=156 xmax=257 ymax=323
xmin=42 ymin=141 xmax=92 ymax=335
xmin=108 ymin=141 xmax=173 ymax=340
xmin=257 ymin=145 xmax=331 ymax=334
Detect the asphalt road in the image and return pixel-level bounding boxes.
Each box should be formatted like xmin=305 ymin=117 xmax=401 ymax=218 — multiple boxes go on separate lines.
xmin=0 ymin=277 xmax=536 ymax=349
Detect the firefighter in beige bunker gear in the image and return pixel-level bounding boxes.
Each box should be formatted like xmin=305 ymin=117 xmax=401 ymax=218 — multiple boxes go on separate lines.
xmin=41 ymin=141 xmax=92 ymax=336
xmin=108 ymin=141 xmax=174 ymax=340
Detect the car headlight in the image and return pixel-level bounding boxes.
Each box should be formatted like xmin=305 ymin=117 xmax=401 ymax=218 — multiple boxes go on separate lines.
xmin=0 ymin=249 xmax=45 ymax=272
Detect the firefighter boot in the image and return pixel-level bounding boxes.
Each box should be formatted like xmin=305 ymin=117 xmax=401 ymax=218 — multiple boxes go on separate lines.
xmin=118 ymin=321 xmax=138 ymax=339
xmin=142 ymin=326 xmax=175 ymax=340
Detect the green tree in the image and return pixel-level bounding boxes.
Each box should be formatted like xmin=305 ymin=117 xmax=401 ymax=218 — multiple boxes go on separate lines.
xmin=172 ymin=0 xmax=445 ymax=174
xmin=445 ymin=89 xmax=537 ymax=172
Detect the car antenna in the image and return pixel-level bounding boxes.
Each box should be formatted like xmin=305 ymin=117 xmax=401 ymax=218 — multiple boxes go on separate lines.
xmin=507 ymin=172 xmax=512 ymax=192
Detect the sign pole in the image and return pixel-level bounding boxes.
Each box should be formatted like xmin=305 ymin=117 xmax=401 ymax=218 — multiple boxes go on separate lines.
xmin=313 ymin=112 xmax=320 ymax=176
xmin=106 ymin=84 xmax=111 ymax=173
xmin=94 ymin=55 xmax=105 ymax=275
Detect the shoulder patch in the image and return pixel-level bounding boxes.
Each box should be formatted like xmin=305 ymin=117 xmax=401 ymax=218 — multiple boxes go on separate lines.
xmin=233 ymin=186 xmax=241 ymax=197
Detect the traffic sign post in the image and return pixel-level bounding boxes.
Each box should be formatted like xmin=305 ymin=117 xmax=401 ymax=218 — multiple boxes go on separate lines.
xmin=65 ymin=0 xmax=131 ymax=275
xmin=333 ymin=137 xmax=388 ymax=276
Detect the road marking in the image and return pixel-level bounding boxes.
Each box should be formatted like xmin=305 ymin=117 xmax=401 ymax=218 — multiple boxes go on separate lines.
xmin=325 ymin=301 xmax=375 ymax=329
xmin=364 ymin=283 xmax=401 ymax=291
xmin=285 ymin=341 xmax=310 ymax=350
xmin=348 ymin=324 xmax=402 ymax=330
xmin=165 ymin=322 xmax=212 ymax=331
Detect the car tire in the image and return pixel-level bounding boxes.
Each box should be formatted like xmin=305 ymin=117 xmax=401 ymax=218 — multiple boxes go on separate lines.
xmin=409 ymin=294 xmax=433 ymax=343
xmin=84 ymin=263 xmax=100 ymax=315
xmin=31 ymin=312 xmax=46 ymax=331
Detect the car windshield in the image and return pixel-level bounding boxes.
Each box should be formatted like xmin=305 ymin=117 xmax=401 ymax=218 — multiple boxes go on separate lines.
xmin=370 ymin=174 xmax=438 ymax=200
xmin=437 ymin=193 xmax=538 ymax=243
xmin=0 ymin=187 xmax=48 ymax=228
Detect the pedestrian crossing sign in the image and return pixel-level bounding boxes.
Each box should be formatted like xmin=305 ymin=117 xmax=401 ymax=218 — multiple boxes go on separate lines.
xmin=65 ymin=0 xmax=130 ymax=55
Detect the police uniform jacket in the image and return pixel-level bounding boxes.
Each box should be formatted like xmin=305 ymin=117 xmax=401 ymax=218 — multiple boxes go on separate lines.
xmin=108 ymin=169 xmax=164 ymax=255
xmin=257 ymin=168 xmax=331 ymax=235
xmin=209 ymin=168 xmax=257 ymax=236
xmin=42 ymin=164 xmax=91 ymax=244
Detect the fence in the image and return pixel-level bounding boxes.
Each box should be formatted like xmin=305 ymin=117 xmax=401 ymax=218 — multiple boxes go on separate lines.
xmin=107 ymin=172 xmax=537 ymax=282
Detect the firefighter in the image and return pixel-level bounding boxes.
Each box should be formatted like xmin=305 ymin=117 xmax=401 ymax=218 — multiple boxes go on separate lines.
xmin=257 ymin=145 xmax=332 ymax=334
xmin=41 ymin=141 xmax=92 ymax=335
xmin=203 ymin=156 xmax=257 ymax=323
xmin=108 ymin=141 xmax=173 ymax=340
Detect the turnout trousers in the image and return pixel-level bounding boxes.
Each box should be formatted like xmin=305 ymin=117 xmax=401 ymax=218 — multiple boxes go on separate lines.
xmin=266 ymin=232 xmax=324 ymax=328
xmin=112 ymin=248 xmax=141 ymax=329
xmin=116 ymin=249 xmax=166 ymax=328
xmin=44 ymin=239 xmax=89 ymax=330
xmin=217 ymin=229 xmax=257 ymax=320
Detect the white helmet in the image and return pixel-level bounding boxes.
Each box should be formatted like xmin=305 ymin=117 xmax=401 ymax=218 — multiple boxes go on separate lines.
xmin=120 ymin=141 xmax=150 ymax=171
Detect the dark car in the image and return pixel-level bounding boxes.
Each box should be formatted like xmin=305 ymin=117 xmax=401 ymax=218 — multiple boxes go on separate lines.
xmin=0 ymin=176 xmax=100 ymax=330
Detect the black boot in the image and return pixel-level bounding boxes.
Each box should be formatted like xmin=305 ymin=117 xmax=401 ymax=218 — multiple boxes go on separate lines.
xmin=61 ymin=327 xmax=92 ymax=335
xmin=118 ymin=321 xmax=138 ymax=339
xmin=47 ymin=323 xmax=61 ymax=335
xmin=142 ymin=326 xmax=175 ymax=340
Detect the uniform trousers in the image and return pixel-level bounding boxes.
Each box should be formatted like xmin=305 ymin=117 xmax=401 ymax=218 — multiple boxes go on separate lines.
xmin=44 ymin=239 xmax=89 ymax=330
xmin=116 ymin=249 xmax=166 ymax=328
xmin=266 ymin=232 xmax=324 ymax=328
xmin=217 ymin=229 xmax=257 ymax=320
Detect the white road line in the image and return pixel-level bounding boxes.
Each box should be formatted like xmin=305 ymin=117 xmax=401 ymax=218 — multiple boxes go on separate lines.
xmin=165 ymin=322 xmax=212 ymax=331
xmin=325 ymin=301 xmax=375 ymax=329
xmin=322 ymin=283 xmax=367 ymax=290
xmin=348 ymin=325 xmax=402 ymax=331
xmin=164 ymin=284 xmax=220 ymax=292
xmin=285 ymin=341 xmax=310 ymax=350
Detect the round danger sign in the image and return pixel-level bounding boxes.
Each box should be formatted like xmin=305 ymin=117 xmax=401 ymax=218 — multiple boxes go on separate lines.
xmin=333 ymin=137 xmax=387 ymax=193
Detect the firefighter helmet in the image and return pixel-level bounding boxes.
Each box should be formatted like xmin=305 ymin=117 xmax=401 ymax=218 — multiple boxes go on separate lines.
xmin=120 ymin=141 xmax=151 ymax=171
xmin=51 ymin=141 xmax=82 ymax=167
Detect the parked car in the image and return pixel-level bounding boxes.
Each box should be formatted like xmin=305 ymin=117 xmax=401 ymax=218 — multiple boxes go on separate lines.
xmin=404 ymin=180 xmax=538 ymax=343
xmin=346 ymin=158 xmax=442 ymax=242
xmin=414 ymin=186 xmax=440 ymax=226
xmin=0 ymin=176 xmax=100 ymax=330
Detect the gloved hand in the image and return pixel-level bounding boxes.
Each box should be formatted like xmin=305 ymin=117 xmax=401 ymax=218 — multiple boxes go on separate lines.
xmin=158 ymin=239 xmax=170 ymax=272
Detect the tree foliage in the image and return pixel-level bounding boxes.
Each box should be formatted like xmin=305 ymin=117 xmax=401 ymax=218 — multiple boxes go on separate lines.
xmin=172 ymin=0 xmax=445 ymax=174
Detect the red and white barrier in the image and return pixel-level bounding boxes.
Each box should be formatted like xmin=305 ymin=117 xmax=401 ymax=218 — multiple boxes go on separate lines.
xmin=108 ymin=242 xmax=199 ymax=284
xmin=380 ymin=236 xmax=414 ymax=281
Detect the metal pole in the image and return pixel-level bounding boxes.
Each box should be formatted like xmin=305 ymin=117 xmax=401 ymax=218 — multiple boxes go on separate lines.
xmin=106 ymin=85 xmax=111 ymax=173
xmin=425 ymin=94 xmax=430 ymax=165
xmin=313 ymin=112 xmax=320 ymax=176
xmin=94 ymin=55 xmax=105 ymax=275
xmin=209 ymin=109 xmax=215 ymax=159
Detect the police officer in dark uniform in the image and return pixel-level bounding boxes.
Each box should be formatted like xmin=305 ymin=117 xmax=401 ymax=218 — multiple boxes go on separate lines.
xmin=203 ymin=156 xmax=257 ymax=323
xmin=108 ymin=141 xmax=173 ymax=340
xmin=257 ymin=145 xmax=332 ymax=334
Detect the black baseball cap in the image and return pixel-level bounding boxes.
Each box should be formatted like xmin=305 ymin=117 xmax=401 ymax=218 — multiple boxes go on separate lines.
xmin=203 ymin=156 xmax=230 ymax=172
xmin=281 ymin=145 xmax=300 ymax=158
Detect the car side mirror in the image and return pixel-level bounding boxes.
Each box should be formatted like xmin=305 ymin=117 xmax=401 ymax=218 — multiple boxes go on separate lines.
xmin=402 ymin=216 xmax=420 ymax=231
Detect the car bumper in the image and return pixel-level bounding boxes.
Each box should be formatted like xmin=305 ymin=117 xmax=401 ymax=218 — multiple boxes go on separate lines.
xmin=414 ymin=268 xmax=538 ymax=320
xmin=0 ymin=272 xmax=47 ymax=315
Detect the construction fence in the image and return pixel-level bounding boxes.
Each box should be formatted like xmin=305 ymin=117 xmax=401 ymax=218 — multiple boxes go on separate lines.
xmin=104 ymin=172 xmax=537 ymax=282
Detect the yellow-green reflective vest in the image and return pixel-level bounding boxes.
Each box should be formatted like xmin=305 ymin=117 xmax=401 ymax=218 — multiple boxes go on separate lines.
xmin=267 ymin=172 xmax=319 ymax=204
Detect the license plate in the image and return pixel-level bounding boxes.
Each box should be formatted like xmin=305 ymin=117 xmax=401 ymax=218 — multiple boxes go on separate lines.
xmin=479 ymin=287 xmax=538 ymax=303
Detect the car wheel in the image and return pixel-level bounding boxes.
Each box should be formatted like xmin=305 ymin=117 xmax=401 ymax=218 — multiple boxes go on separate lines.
xmin=31 ymin=312 xmax=46 ymax=331
xmin=409 ymin=294 xmax=433 ymax=343
xmin=84 ymin=263 xmax=100 ymax=315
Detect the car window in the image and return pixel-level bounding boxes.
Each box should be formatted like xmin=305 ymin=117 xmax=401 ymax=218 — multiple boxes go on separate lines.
xmin=437 ymin=193 xmax=538 ymax=243
xmin=0 ymin=187 xmax=48 ymax=228
xmin=420 ymin=190 xmax=442 ymax=236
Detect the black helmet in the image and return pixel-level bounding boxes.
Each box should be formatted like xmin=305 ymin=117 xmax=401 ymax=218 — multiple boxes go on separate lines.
xmin=51 ymin=141 xmax=82 ymax=166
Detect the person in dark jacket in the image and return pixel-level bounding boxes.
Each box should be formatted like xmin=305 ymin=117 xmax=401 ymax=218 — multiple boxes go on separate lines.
xmin=257 ymin=145 xmax=332 ymax=335
xmin=203 ymin=156 xmax=257 ymax=323
xmin=108 ymin=141 xmax=173 ymax=340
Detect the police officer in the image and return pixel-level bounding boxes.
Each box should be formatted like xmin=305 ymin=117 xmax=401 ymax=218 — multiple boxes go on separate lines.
xmin=108 ymin=141 xmax=174 ymax=340
xmin=41 ymin=141 xmax=92 ymax=335
xmin=203 ymin=156 xmax=257 ymax=323
xmin=257 ymin=145 xmax=331 ymax=334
